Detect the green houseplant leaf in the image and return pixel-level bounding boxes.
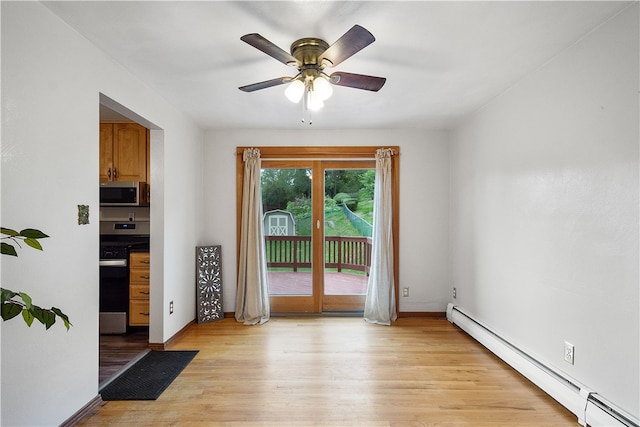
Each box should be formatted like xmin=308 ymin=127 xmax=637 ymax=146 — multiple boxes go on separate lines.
xmin=1 ymin=226 xmax=71 ymax=330
xmin=2 ymin=301 xmax=23 ymax=321
xmin=22 ymin=308 xmax=35 ymax=327
xmin=23 ymin=238 xmax=43 ymax=251
xmin=19 ymin=229 xmax=49 ymax=239
xmin=18 ymin=292 xmax=32 ymax=309
xmin=1 ymin=228 xmax=19 ymax=237
xmin=1 ymin=288 xmax=19 ymax=303
xmin=1 ymin=242 xmax=18 ymax=256
xmin=51 ymin=307 xmax=72 ymax=330
xmin=32 ymin=305 xmax=56 ymax=330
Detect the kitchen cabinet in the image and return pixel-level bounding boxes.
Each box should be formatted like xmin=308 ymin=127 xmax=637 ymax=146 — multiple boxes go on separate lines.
xmin=129 ymin=252 xmax=150 ymax=326
xmin=100 ymin=123 xmax=149 ymax=183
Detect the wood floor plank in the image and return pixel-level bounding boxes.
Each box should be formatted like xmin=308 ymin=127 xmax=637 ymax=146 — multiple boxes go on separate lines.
xmin=99 ymin=330 xmax=149 ymax=385
xmin=81 ymin=317 xmax=577 ymax=426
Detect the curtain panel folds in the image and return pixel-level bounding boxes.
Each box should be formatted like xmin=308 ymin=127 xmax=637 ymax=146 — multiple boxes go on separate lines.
xmin=364 ymin=148 xmax=397 ymax=325
xmin=235 ymin=148 xmax=270 ymax=325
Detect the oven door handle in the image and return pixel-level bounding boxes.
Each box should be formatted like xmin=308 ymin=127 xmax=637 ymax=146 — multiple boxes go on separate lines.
xmin=99 ymin=259 xmax=128 ymax=267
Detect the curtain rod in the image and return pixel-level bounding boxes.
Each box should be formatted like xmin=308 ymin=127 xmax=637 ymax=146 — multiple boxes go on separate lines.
xmin=233 ymin=149 xmax=398 ymax=159
xmin=258 ymin=157 xmax=378 ymax=162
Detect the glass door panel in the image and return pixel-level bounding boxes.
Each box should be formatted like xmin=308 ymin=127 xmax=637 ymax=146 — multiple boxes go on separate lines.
xmin=322 ymin=163 xmax=375 ymax=312
xmin=261 ymin=162 xmax=317 ymax=313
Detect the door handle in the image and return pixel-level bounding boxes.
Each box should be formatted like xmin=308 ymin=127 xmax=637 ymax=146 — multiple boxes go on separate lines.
xmin=317 ymin=220 xmax=320 ymax=229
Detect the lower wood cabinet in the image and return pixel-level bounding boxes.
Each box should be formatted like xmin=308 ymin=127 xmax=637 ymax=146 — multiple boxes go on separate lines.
xmin=129 ymin=252 xmax=150 ymax=326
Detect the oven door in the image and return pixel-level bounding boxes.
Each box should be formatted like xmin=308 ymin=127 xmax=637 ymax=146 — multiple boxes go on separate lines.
xmin=99 ymin=259 xmax=128 ymax=334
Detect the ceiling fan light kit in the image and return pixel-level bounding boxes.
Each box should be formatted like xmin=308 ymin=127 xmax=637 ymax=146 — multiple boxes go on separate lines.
xmin=239 ymin=25 xmax=386 ymax=122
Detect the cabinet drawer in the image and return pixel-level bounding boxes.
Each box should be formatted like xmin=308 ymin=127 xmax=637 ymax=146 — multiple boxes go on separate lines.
xmin=129 ymin=252 xmax=150 ymax=268
xmin=130 ymin=268 xmax=150 ymax=285
xmin=130 ymin=284 xmax=150 ymax=300
xmin=129 ymin=300 xmax=150 ymax=326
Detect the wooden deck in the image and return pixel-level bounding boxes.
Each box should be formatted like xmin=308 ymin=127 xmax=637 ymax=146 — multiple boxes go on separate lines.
xmin=268 ymin=270 xmax=368 ymax=295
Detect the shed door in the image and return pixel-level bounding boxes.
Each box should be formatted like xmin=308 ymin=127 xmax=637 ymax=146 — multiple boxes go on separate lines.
xmin=269 ymin=215 xmax=288 ymax=236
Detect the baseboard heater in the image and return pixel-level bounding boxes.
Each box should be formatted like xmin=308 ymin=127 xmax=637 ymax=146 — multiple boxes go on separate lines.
xmin=446 ymin=304 xmax=639 ymax=427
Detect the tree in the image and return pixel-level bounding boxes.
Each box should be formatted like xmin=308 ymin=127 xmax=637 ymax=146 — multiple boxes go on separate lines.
xmin=325 ymin=170 xmax=372 ymax=199
xmin=358 ymin=169 xmax=376 ymax=200
xmin=261 ymin=168 xmax=311 ymax=211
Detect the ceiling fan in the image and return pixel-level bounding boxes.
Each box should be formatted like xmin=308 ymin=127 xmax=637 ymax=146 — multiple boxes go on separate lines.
xmin=238 ymin=25 xmax=386 ymax=112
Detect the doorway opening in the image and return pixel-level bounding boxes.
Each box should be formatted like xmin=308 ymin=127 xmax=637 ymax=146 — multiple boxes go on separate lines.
xmin=98 ymin=95 xmax=162 ymax=387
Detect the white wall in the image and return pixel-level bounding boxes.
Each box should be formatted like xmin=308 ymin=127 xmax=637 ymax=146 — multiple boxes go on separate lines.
xmin=1 ymin=3 xmax=204 ymax=426
xmin=450 ymin=4 xmax=638 ymax=418
xmin=203 ymin=129 xmax=451 ymax=314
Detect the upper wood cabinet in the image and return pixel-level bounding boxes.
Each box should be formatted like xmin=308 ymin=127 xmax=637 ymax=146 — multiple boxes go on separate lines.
xmin=100 ymin=123 xmax=149 ymax=182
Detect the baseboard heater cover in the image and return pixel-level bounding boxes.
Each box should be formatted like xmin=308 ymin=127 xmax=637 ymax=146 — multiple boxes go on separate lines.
xmin=446 ymin=303 xmax=639 ymax=427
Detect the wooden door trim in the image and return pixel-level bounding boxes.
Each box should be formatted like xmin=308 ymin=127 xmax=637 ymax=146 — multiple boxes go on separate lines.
xmin=236 ymin=146 xmax=400 ymax=316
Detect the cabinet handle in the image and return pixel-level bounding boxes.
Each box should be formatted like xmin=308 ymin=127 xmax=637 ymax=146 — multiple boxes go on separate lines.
xmin=107 ymin=168 xmax=111 ymax=179
xmin=114 ymin=168 xmax=118 ymax=179
xmin=140 ymin=275 xmax=150 ymax=279
xmin=140 ymin=312 xmax=149 ymax=316
xmin=140 ymin=260 xmax=150 ymax=264
xmin=140 ymin=291 xmax=150 ymax=295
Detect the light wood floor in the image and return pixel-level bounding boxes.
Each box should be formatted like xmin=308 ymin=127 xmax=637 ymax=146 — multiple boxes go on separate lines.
xmin=80 ymin=317 xmax=578 ymax=426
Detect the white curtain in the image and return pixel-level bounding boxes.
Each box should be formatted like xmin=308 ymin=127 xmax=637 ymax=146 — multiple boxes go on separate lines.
xmin=364 ymin=148 xmax=397 ymax=325
xmin=235 ymin=148 xmax=270 ymax=325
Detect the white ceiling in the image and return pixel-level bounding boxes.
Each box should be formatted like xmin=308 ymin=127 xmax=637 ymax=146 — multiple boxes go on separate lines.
xmin=43 ymin=1 xmax=630 ymax=130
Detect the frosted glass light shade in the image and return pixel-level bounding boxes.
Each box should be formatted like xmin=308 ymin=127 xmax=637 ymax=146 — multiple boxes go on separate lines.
xmin=313 ymin=76 xmax=333 ymax=101
xmin=285 ymin=79 xmax=305 ymax=103
xmin=307 ymin=90 xmax=324 ymax=111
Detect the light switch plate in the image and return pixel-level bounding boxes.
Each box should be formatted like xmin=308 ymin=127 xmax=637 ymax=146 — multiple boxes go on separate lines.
xmin=77 ymin=205 xmax=89 ymax=225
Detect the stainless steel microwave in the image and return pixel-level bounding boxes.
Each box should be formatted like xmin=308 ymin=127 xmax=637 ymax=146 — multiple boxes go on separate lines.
xmin=100 ymin=181 xmax=147 ymax=206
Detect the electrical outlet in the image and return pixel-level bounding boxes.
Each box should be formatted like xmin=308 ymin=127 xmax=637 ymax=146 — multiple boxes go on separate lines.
xmin=564 ymin=342 xmax=574 ymax=365
xmin=169 ymin=301 xmax=174 ymax=315
xmin=402 ymin=287 xmax=409 ymax=297
xmin=453 ymin=287 xmax=457 ymax=299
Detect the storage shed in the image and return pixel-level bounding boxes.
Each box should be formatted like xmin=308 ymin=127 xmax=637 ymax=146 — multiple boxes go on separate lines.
xmin=263 ymin=209 xmax=296 ymax=236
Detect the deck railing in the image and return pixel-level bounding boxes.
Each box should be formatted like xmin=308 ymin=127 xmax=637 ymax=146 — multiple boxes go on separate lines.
xmin=265 ymin=236 xmax=372 ymax=275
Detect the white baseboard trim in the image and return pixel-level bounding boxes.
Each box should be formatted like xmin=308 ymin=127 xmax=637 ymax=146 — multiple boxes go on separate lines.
xmin=446 ymin=303 xmax=638 ymax=427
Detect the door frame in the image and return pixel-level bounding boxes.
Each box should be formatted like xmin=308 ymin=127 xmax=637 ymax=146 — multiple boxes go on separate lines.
xmin=235 ymin=146 xmax=400 ymax=315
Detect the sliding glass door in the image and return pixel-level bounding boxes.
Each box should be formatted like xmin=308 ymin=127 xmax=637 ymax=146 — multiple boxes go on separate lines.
xmin=261 ymin=160 xmax=374 ymax=313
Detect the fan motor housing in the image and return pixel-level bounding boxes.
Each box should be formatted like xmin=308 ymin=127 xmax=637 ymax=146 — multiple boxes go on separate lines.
xmin=290 ymin=38 xmax=330 ymax=67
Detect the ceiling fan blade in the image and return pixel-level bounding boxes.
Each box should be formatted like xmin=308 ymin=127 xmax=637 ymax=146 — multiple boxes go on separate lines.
xmin=318 ymin=25 xmax=376 ymax=68
xmin=239 ymin=77 xmax=292 ymax=92
xmin=329 ymin=72 xmax=386 ymax=92
xmin=241 ymin=33 xmax=299 ymax=66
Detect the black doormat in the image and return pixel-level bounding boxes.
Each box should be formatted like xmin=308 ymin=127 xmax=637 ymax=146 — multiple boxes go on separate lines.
xmin=100 ymin=350 xmax=198 ymax=400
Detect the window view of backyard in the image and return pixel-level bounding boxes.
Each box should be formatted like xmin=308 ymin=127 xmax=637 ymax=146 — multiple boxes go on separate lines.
xmin=262 ymin=168 xmax=375 ymax=297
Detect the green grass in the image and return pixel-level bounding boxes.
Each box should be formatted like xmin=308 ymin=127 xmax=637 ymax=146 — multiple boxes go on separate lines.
xmin=290 ymin=201 xmax=373 ymax=237
xmin=324 ymin=209 xmax=361 ymax=236
xmin=355 ymin=200 xmax=374 ymax=225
